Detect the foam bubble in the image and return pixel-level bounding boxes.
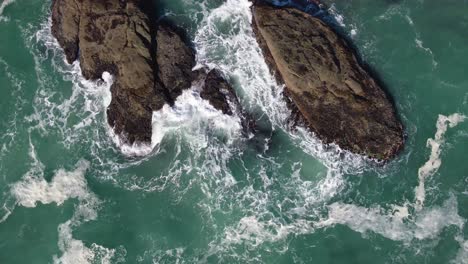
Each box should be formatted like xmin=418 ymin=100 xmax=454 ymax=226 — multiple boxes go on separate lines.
xmin=194 ymin=0 xmax=290 ymax=126
xmin=316 ymin=113 xmax=467 ymax=242
xmin=328 ymin=4 xmax=345 ymax=27
xmin=9 ymin=139 xmax=125 ymax=263
xmin=224 ymin=216 xmax=313 ymax=246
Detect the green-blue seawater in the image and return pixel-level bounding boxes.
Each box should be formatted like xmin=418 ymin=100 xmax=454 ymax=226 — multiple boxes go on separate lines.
xmin=1 ymin=0 xmax=468 ymax=263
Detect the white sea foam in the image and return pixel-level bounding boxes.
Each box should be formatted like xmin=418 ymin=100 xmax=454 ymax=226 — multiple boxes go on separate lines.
xmin=321 ymin=195 xmax=464 ymax=242
xmin=328 ymin=4 xmax=345 ymax=27
xmin=328 ymin=4 xmax=358 ymax=38
xmin=224 ymin=216 xmax=313 ymax=246
xmin=54 ymin=220 xmax=124 ymax=264
xmin=195 ymin=0 xmax=289 ymax=126
xmin=0 ymin=0 xmax=14 ymax=21
xmin=26 ymin=17 xmax=147 ymax=160
xmin=9 ymin=139 xmax=124 ymax=263
xmin=453 ymin=238 xmax=468 ymax=264
xmin=317 ymin=113 xmax=467 ymax=242
xmin=195 ymin=0 xmax=369 ymax=174
xmin=11 ymin=158 xmax=90 ymax=208
xmin=402 ymin=13 xmax=438 ymax=68
xmin=151 ymin=88 xmax=242 ymax=149
xmin=180 ymin=0 xmax=380 ymax=253
xmin=27 ymin=18 xmax=114 ymax=142
xmin=415 ymin=113 xmax=466 ymax=210
xmin=0 ymin=57 xmax=26 ymax=175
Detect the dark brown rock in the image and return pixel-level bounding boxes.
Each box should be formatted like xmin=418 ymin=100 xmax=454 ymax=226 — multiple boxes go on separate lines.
xmin=200 ymin=69 xmax=238 ymax=115
xmin=251 ymin=3 xmax=404 ymax=160
xmin=156 ymin=22 xmax=196 ymax=102
xmin=51 ymin=0 xmax=80 ymax=64
xmin=51 ymin=0 xmax=196 ymax=144
xmin=198 ymin=69 xmax=256 ymax=133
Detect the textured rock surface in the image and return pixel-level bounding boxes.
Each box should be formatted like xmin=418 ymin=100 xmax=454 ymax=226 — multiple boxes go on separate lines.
xmin=251 ymin=3 xmax=404 ymax=160
xmin=51 ymin=0 xmax=195 ymax=144
xmin=200 ymin=69 xmax=238 ymax=115
xmin=195 ymin=69 xmax=255 ymax=134
xmin=156 ymin=22 xmax=196 ymax=102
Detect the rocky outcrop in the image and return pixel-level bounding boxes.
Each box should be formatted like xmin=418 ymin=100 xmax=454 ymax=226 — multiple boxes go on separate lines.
xmin=251 ymin=3 xmax=404 ymax=160
xmin=198 ymin=69 xmax=255 ymax=133
xmin=156 ymin=21 xmax=196 ymax=102
xmin=52 ymin=0 xmax=243 ymax=146
xmin=200 ymin=69 xmax=238 ymax=115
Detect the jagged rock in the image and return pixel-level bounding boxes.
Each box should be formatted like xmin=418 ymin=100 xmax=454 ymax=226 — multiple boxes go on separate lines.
xmin=200 ymin=69 xmax=238 ymax=115
xmin=198 ymin=69 xmax=256 ymax=133
xmin=251 ymin=3 xmax=404 ymax=160
xmin=51 ymin=0 xmax=196 ymax=144
xmin=156 ymin=22 xmax=196 ymax=102
xmin=51 ymin=0 xmax=80 ymax=64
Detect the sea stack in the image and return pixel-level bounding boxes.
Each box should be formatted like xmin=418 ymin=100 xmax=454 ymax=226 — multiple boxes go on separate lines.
xmin=251 ymin=2 xmax=404 ymax=160
xmin=51 ymin=0 xmax=243 ymax=147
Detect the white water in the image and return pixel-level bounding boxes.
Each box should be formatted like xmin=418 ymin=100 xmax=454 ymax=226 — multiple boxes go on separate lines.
xmin=319 ymin=113 xmax=467 ymax=242
xmin=454 ymin=238 xmax=468 ymax=264
xmin=151 ymin=88 xmax=242 ymax=149
xmin=415 ymin=113 xmax=466 ymax=210
xmin=321 ymin=195 xmax=464 ymax=242
xmin=9 ymin=141 xmax=124 ymax=263
xmin=194 ymin=0 xmax=368 ymax=173
xmin=0 ymin=0 xmax=14 ymax=21
xmin=7 ymin=17 xmax=127 ymax=260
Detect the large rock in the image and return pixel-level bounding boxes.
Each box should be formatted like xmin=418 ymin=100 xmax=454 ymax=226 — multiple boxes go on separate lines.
xmin=251 ymin=3 xmax=404 ymax=160
xmin=51 ymin=0 xmax=196 ymax=144
xmin=52 ymin=0 xmax=247 ymax=147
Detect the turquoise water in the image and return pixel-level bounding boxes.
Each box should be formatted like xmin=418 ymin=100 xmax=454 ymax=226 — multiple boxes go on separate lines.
xmin=1 ymin=0 xmax=468 ymax=263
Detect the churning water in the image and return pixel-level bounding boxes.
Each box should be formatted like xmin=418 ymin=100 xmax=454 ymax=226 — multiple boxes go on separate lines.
xmin=1 ymin=0 xmax=468 ymax=263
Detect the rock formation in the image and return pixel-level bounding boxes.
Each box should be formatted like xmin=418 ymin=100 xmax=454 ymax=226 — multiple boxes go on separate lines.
xmin=198 ymin=69 xmax=255 ymax=133
xmin=251 ymin=2 xmax=404 ymax=160
xmin=51 ymin=0 xmax=243 ymax=147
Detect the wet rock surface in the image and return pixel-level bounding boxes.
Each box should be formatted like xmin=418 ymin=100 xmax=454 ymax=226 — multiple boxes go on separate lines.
xmin=198 ymin=69 xmax=255 ymax=134
xmin=51 ymin=0 xmax=241 ymax=146
xmin=251 ymin=2 xmax=404 ymax=160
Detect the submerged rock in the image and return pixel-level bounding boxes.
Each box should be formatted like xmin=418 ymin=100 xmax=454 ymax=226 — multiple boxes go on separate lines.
xmin=251 ymin=2 xmax=404 ymax=160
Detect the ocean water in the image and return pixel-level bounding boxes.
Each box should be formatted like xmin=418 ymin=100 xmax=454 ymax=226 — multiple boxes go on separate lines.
xmin=0 ymin=0 xmax=467 ymax=263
